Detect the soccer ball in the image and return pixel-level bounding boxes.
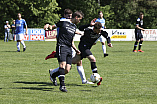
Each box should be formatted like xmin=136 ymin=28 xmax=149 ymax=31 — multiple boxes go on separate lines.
xmin=90 ymin=73 xmax=101 ymax=83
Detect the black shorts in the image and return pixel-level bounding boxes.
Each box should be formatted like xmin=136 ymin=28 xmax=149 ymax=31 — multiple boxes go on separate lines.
xmin=135 ymin=30 xmax=143 ymax=40
xmin=78 ymin=42 xmax=92 ymax=60
xmin=56 ymin=45 xmax=72 ymax=65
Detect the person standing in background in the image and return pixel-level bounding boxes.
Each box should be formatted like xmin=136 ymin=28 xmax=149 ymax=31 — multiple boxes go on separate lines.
xmin=133 ymin=12 xmax=145 ymax=52
xmin=15 ymin=13 xmax=27 ymax=52
xmin=4 ymin=21 xmax=10 ymax=42
xmin=11 ymin=20 xmax=16 ymax=41
xmin=94 ymin=11 xmax=108 ymax=57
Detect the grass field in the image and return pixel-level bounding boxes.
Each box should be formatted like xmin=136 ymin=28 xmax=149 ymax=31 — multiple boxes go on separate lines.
xmin=0 ymin=40 xmax=157 ymax=104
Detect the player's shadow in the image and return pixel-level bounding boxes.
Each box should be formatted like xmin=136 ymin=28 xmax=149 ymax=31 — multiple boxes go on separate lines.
xmin=2 ymin=51 xmax=18 ymax=52
xmin=13 ymin=87 xmax=54 ymax=91
xmin=13 ymin=81 xmax=54 ymax=91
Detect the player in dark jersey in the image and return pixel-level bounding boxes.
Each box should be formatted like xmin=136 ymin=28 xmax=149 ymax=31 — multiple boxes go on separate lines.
xmin=72 ymin=22 xmax=112 ymax=86
xmin=51 ymin=22 xmax=112 ymax=87
xmin=133 ymin=12 xmax=145 ymax=52
xmin=45 ymin=11 xmax=84 ymax=92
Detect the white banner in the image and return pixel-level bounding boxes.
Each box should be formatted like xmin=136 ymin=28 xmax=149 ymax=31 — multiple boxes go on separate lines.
xmin=105 ymin=29 xmax=133 ymax=41
xmin=142 ymin=29 xmax=157 ymax=41
xmin=45 ymin=29 xmax=157 ymax=41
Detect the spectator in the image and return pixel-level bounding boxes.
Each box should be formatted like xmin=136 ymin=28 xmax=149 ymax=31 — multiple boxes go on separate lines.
xmin=11 ymin=20 xmax=16 ymax=41
xmin=4 ymin=21 xmax=10 ymax=42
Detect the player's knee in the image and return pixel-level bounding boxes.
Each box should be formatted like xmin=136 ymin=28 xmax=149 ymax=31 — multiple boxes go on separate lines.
xmin=93 ymin=43 xmax=96 ymax=45
xmin=140 ymin=39 xmax=143 ymax=42
xmin=101 ymin=42 xmax=105 ymax=45
xmin=76 ymin=60 xmax=82 ymax=66
xmin=89 ymin=57 xmax=96 ymax=62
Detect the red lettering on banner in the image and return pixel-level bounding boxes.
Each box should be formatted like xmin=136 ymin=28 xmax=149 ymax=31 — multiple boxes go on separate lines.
xmin=23 ymin=35 xmax=29 ymax=40
xmin=30 ymin=35 xmax=44 ymax=40
xmin=45 ymin=30 xmax=57 ymax=39
xmin=143 ymin=30 xmax=156 ymax=35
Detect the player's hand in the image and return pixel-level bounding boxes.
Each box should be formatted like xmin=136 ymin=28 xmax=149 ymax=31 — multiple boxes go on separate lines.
xmin=108 ymin=43 xmax=113 ymax=47
xmin=76 ymin=50 xmax=81 ymax=55
xmin=25 ymin=31 xmax=28 ymax=35
xmin=142 ymin=29 xmax=145 ymax=31
xmin=44 ymin=24 xmax=49 ymax=30
xmin=90 ymin=18 xmax=97 ymax=26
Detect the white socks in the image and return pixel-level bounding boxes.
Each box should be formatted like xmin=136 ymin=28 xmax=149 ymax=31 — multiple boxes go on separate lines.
xmin=50 ymin=67 xmax=59 ymax=76
xmin=77 ymin=66 xmax=86 ymax=83
xmin=17 ymin=41 xmax=26 ymax=51
xmin=21 ymin=41 xmax=26 ymax=48
xmin=102 ymin=45 xmax=106 ymax=54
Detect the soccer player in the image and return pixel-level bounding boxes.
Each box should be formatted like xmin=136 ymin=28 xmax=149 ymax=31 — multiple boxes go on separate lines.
xmin=15 ymin=13 xmax=27 ymax=52
xmin=94 ymin=11 xmax=108 ymax=57
xmin=133 ymin=12 xmax=145 ymax=52
xmin=44 ymin=11 xmax=84 ymax=92
xmin=44 ymin=9 xmax=93 ymax=85
xmin=51 ymin=22 xmax=113 ymax=89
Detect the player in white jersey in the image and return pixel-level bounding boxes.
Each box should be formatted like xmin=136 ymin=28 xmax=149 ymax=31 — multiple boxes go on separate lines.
xmin=44 ymin=9 xmax=93 ymax=85
xmin=94 ymin=11 xmax=108 ymax=57
xmin=15 ymin=13 xmax=27 ymax=52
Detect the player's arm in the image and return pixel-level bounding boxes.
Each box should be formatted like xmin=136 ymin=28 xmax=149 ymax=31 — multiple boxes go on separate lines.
xmin=44 ymin=24 xmax=57 ymax=30
xmin=25 ymin=25 xmax=28 ymax=35
xmin=75 ymin=29 xmax=84 ymax=36
xmin=136 ymin=25 xmax=145 ymax=31
xmin=102 ymin=31 xmax=113 ymax=47
xmin=72 ymin=41 xmax=80 ymax=55
xmin=79 ymin=18 xmax=97 ymax=31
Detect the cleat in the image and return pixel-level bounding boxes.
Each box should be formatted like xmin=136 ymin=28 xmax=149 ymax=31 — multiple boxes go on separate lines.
xmin=23 ymin=47 xmax=26 ymax=52
xmin=82 ymin=80 xmax=94 ymax=84
xmin=138 ymin=49 xmax=144 ymax=52
xmin=49 ymin=69 xmax=57 ymax=86
xmin=59 ymin=86 xmax=67 ymax=92
xmin=104 ymin=53 xmax=108 ymax=57
xmin=97 ymin=77 xmax=102 ymax=86
xmin=132 ymin=50 xmax=137 ymax=52
xmin=45 ymin=51 xmax=56 ymax=60
xmin=17 ymin=50 xmax=20 ymax=52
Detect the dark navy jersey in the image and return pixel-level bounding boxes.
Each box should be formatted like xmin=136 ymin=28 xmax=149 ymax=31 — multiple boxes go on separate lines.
xmin=79 ymin=27 xmax=111 ymax=49
xmin=55 ymin=19 xmax=76 ymax=47
xmin=135 ymin=18 xmax=143 ymax=32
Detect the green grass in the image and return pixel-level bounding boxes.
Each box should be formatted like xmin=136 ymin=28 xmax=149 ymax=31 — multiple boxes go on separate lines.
xmin=0 ymin=40 xmax=157 ymax=104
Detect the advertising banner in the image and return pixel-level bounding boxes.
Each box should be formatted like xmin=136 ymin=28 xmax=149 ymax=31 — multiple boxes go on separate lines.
xmin=45 ymin=29 xmax=57 ymax=41
xmin=142 ymin=29 xmax=157 ymax=41
xmin=105 ymin=29 xmax=133 ymax=41
xmin=16 ymin=28 xmax=45 ymax=41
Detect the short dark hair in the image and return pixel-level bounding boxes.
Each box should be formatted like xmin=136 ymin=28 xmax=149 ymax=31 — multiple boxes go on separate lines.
xmin=139 ymin=12 xmax=144 ymax=15
xmin=72 ymin=11 xmax=84 ymax=18
xmin=94 ymin=22 xmax=102 ymax=29
xmin=64 ymin=9 xmax=73 ymax=15
xmin=98 ymin=11 xmax=103 ymax=14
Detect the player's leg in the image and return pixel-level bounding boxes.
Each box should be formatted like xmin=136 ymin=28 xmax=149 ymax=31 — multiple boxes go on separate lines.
xmin=49 ymin=67 xmax=59 ymax=86
xmin=16 ymin=34 xmax=20 ymax=52
xmin=133 ymin=32 xmax=139 ymax=52
xmin=86 ymin=55 xmax=97 ymax=73
xmin=45 ymin=51 xmax=57 ymax=60
xmin=99 ymin=36 xmax=108 ymax=57
xmin=86 ymin=54 xmax=102 ymax=85
xmin=58 ymin=61 xmax=67 ymax=92
xmin=4 ymin=32 xmax=7 ymax=42
xmin=19 ymin=34 xmax=26 ymax=52
xmin=138 ymin=38 xmax=144 ymax=52
xmin=7 ymin=32 xmax=9 ymax=42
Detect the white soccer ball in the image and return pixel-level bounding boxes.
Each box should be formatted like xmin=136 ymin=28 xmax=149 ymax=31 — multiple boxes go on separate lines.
xmin=90 ymin=73 xmax=100 ymax=83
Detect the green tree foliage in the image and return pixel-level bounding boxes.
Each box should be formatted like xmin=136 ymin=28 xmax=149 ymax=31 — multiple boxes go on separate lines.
xmin=0 ymin=0 xmax=157 ymax=39
xmin=56 ymin=0 xmax=100 ymax=26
